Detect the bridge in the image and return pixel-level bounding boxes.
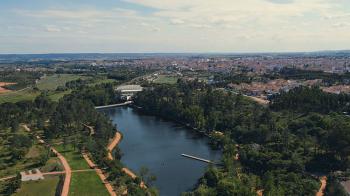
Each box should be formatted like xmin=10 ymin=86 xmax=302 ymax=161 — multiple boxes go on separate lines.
xmin=181 ymin=154 xmax=214 ymax=164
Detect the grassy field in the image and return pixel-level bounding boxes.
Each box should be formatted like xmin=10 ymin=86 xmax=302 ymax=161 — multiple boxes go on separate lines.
xmin=54 ymin=144 xmax=90 ymax=170
xmin=0 ymin=88 xmax=40 ymax=104
xmin=69 ymin=172 xmax=109 ymax=196
xmin=48 ymin=90 xmax=72 ymax=102
xmin=0 ymin=74 xmax=119 ymax=103
xmin=54 ymin=144 xmax=109 ymax=196
xmin=153 ymin=75 xmax=179 ymax=84
xmin=36 ymin=74 xmax=85 ymax=91
xmin=0 ymin=74 xmax=86 ymax=103
xmin=89 ymin=78 xmax=117 ymax=86
xmin=13 ymin=176 xmax=60 ymax=196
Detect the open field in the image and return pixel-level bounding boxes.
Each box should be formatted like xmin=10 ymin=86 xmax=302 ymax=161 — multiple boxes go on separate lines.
xmin=36 ymin=74 xmax=85 ymax=91
xmin=0 ymin=74 xmax=119 ymax=103
xmin=54 ymin=144 xmax=109 ymax=196
xmin=69 ymin=172 xmax=109 ymax=196
xmin=54 ymin=144 xmax=90 ymax=170
xmin=153 ymin=75 xmax=179 ymax=84
xmin=0 ymin=74 xmax=85 ymax=103
xmin=48 ymin=90 xmax=72 ymax=102
xmin=13 ymin=176 xmax=60 ymax=196
xmin=0 ymin=88 xmax=40 ymax=104
xmin=89 ymin=78 xmax=117 ymax=86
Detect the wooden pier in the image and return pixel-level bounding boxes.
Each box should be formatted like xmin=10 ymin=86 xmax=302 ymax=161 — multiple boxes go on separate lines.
xmin=181 ymin=154 xmax=214 ymax=164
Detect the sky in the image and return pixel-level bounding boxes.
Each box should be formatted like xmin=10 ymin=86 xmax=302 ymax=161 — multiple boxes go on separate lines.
xmin=1 ymin=0 xmax=350 ymax=53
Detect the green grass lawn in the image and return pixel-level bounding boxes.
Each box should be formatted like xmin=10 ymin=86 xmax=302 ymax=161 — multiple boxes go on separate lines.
xmin=0 ymin=88 xmax=40 ymax=104
xmin=13 ymin=176 xmax=60 ymax=196
xmin=69 ymin=172 xmax=109 ymax=196
xmin=0 ymin=74 xmax=118 ymax=103
xmin=36 ymin=74 xmax=85 ymax=91
xmin=54 ymin=144 xmax=90 ymax=170
xmin=47 ymin=90 xmax=72 ymax=102
xmin=89 ymin=78 xmax=117 ymax=86
xmin=154 ymin=75 xmax=179 ymax=84
xmin=54 ymin=144 xmax=109 ymax=196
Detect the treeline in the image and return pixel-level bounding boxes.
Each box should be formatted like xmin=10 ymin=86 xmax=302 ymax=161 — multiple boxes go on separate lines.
xmin=212 ymin=73 xmax=253 ymax=87
xmin=135 ymin=80 xmax=350 ymax=195
xmin=268 ymin=67 xmax=350 ymax=85
xmin=64 ymin=83 xmax=122 ymax=106
xmin=107 ymin=67 xmax=151 ymax=81
xmin=271 ymin=86 xmax=350 ymax=113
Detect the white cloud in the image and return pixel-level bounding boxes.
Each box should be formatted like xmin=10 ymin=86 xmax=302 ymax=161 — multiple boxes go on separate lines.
xmin=2 ymin=0 xmax=350 ymax=53
xmin=170 ymin=18 xmax=185 ymax=25
xmin=45 ymin=25 xmax=61 ymax=32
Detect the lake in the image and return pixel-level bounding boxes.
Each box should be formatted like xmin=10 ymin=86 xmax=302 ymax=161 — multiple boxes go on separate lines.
xmin=102 ymin=106 xmax=221 ymax=196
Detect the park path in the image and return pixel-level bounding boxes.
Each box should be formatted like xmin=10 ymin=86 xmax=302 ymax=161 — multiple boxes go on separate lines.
xmin=316 ymin=176 xmax=327 ymax=196
xmin=0 ymin=175 xmax=16 ymax=181
xmin=22 ymin=124 xmax=71 ymax=196
xmin=107 ymin=131 xmax=146 ymax=188
xmin=107 ymin=132 xmax=122 ymax=160
xmin=82 ymin=153 xmax=117 ymax=196
xmin=82 ymin=123 xmax=95 ymax=136
xmin=42 ymin=169 xmax=96 ymax=176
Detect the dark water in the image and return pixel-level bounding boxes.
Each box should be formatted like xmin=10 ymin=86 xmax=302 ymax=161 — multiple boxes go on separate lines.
xmin=101 ymin=107 xmax=221 ymax=196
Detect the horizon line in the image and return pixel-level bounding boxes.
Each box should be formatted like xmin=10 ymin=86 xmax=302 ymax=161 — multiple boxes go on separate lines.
xmin=1 ymin=49 xmax=350 ymax=56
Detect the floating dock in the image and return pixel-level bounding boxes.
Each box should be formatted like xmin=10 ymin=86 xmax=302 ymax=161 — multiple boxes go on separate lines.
xmin=181 ymin=154 xmax=214 ymax=164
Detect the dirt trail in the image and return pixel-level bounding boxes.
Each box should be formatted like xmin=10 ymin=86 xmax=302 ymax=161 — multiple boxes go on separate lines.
xmin=82 ymin=153 xmax=117 ymax=196
xmin=316 ymin=176 xmax=327 ymax=196
xmin=82 ymin=123 xmax=95 ymax=136
xmin=107 ymin=131 xmax=146 ymax=188
xmin=256 ymin=189 xmax=263 ymax=196
xmin=107 ymin=132 xmax=122 ymax=160
xmin=42 ymin=169 xmax=95 ymax=176
xmin=23 ymin=125 xmax=71 ymax=196
xmin=0 ymin=175 xmax=16 ymax=181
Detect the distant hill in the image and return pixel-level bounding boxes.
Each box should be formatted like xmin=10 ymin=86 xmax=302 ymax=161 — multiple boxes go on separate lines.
xmin=0 ymin=50 xmax=350 ymax=62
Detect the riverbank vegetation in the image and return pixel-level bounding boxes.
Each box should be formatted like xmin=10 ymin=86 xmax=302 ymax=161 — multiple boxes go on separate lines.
xmin=0 ymin=79 xmax=157 ymax=195
xmin=135 ymin=79 xmax=350 ymax=195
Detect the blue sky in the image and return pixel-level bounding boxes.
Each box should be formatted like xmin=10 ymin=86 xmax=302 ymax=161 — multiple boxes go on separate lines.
xmin=1 ymin=0 xmax=350 ymax=53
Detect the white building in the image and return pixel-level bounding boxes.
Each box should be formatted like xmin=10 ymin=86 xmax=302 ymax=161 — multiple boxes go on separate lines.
xmin=116 ymin=85 xmax=143 ymax=100
xmin=20 ymin=169 xmax=44 ymax=181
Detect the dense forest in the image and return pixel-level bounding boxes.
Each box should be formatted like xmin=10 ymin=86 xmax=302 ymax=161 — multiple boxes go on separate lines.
xmin=135 ymin=80 xmax=350 ymax=195
xmin=271 ymin=86 xmax=350 ymax=113
xmin=268 ymin=68 xmax=350 ymax=85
